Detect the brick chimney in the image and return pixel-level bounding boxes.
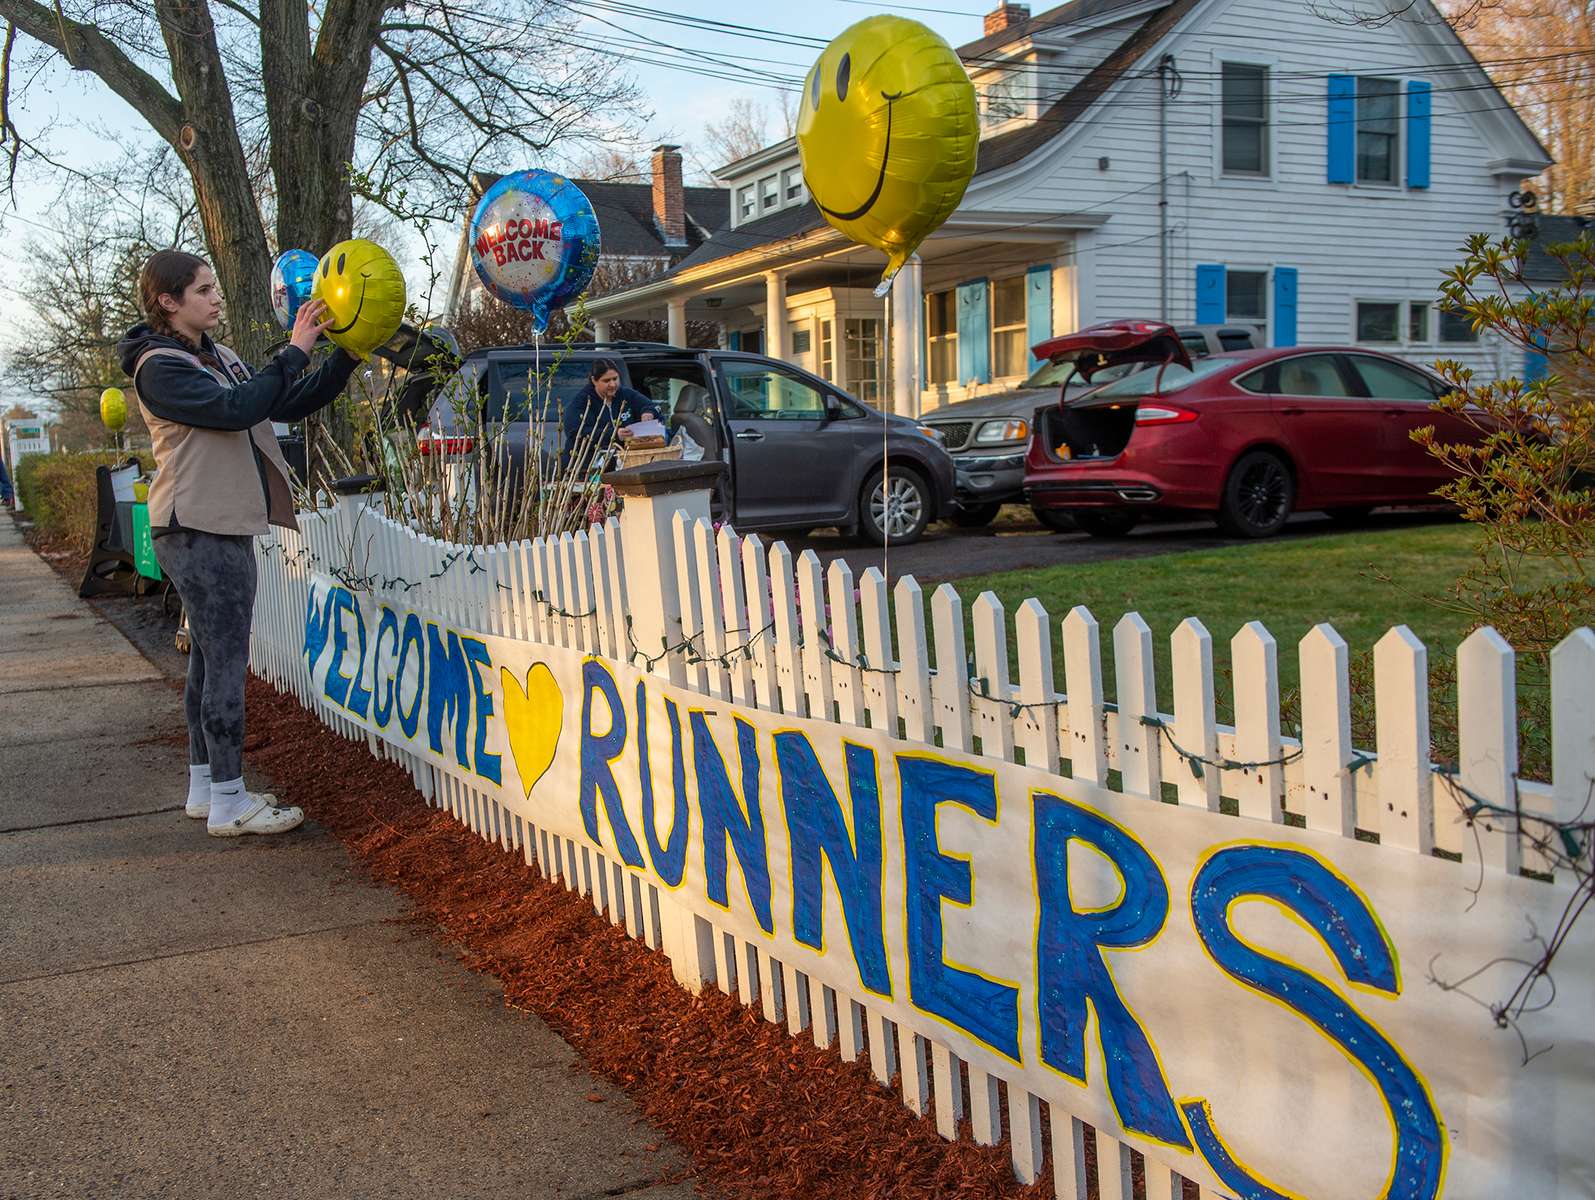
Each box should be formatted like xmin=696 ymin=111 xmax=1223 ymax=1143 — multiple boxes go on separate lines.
xmin=652 ymin=144 xmax=686 ymax=249
xmin=984 ymin=3 xmax=1030 ymax=35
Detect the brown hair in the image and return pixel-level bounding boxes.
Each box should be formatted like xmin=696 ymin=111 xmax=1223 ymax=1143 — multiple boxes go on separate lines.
xmin=139 ymin=249 xmax=222 ymax=369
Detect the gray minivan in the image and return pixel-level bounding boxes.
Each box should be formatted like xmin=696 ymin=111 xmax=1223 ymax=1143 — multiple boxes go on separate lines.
xmin=425 ymin=342 xmax=956 ymax=544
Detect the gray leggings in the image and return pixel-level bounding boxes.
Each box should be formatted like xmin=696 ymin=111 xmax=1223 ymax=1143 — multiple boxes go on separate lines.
xmin=154 ymin=529 xmax=257 ymax=782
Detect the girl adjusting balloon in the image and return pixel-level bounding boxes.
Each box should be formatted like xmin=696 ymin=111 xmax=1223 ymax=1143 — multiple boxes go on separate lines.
xmin=116 ymin=249 xmax=360 ymax=837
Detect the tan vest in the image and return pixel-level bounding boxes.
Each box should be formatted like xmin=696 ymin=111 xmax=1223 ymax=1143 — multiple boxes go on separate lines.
xmin=133 ymin=344 xmax=299 ymax=535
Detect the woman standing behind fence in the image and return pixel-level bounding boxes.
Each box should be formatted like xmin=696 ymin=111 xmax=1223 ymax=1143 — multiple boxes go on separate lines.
xmin=117 ymin=250 xmax=358 ymax=837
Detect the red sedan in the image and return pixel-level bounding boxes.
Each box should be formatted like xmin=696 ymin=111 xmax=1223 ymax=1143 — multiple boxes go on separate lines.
xmin=1024 ymin=325 xmax=1480 ymax=538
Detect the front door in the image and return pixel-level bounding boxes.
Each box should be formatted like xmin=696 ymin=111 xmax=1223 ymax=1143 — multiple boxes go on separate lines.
xmin=713 ymin=357 xmax=852 ymax=528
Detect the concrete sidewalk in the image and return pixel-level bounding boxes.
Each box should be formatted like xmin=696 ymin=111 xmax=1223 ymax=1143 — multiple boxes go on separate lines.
xmin=0 ymin=518 xmax=696 ymax=1199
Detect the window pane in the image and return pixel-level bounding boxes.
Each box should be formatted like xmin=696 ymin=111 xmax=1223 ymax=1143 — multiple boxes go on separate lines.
xmin=491 ymin=360 xmax=590 ymax=422
xmin=992 ymin=276 xmax=1026 ymax=328
xmin=738 ymin=187 xmax=754 ymax=218
xmin=1223 ymin=125 xmax=1265 ymax=174
xmin=845 ymin=318 xmax=882 ymax=404
xmin=1222 ymin=64 xmax=1266 ymax=120
xmin=926 ymin=290 xmax=956 ymax=337
xmin=1227 ymin=271 xmax=1267 ymax=321
xmin=721 ymin=361 xmax=827 ymax=419
xmin=782 ymin=168 xmax=804 ymax=201
xmin=1409 ymin=302 xmax=1430 ymax=342
xmin=1439 ymin=309 xmax=1478 ymax=343
xmin=1356 ymin=78 xmax=1398 ymax=183
xmin=1275 ymin=354 xmax=1354 ymax=397
xmin=1218 ymin=332 xmax=1255 ymax=351
xmin=993 ymin=328 xmax=1027 ymax=378
xmin=929 ymin=339 xmax=957 ymax=385
xmin=1349 ymin=355 xmax=1441 ymax=401
xmin=791 ymin=328 xmax=812 ymax=355
xmin=1356 ymin=302 xmax=1400 ymax=342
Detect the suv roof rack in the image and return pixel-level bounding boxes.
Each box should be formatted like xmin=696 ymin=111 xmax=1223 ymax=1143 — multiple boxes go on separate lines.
xmin=469 ymin=339 xmax=688 ymax=356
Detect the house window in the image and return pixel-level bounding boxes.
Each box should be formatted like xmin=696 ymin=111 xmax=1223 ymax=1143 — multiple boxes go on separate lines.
xmin=982 ymin=69 xmax=1026 ymax=127
xmin=1356 ymin=77 xmax=1400 ymax=184
xmin=1356 ymin=300 xmax=1402 ymax=343
xmin=1439 ymin=308 xmax=1478 ymax=343
xmin=1226 ymin=270 xmax=1268 ymax=339
xmin=819 ymin=319 xmax=834 ymax=381
xmin=782 ymin=167 xmax=805 ymax=203
xmin=926 ymin=290 xmax=958 ymax=385
xmin=737 ymin=186 xmax=755 ymax=221
xmin=1221 ymin=63 xmax=1269 ymax=176
xmin=1408 ymin=301 xmax=1431 ymax=343
xmin=760 ymin=174 xmax=779 ymax=210
xmin=991 ymin=276 xmax=1028 ymax=378
xmin=844 ymin=318 xmax=882 ymax=405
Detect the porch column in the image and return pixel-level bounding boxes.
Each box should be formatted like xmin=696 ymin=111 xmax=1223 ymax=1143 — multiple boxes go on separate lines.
xmin=592 ymin=317 xmax=612 ymax=343
xmin=889 ymin=255 xmax=923 ymax=418
xmin=666 ymin=297 xmax=687 ymax=347
xmin=764 ymin=269 xmax=789 ymax=361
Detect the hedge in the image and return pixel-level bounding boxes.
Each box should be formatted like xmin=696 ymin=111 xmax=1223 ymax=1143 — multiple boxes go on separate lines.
xmin=14 ymin=451 xmax=153 ymax=559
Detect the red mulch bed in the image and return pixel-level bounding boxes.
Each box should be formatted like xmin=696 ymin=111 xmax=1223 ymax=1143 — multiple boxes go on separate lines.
xmin=243 ymin=675 xmax=1086 ymax=1200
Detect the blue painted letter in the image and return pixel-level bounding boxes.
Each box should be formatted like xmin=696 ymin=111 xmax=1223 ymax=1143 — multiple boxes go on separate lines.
xmin=898 ymin=755 xmax=1019 ymax=1061
xmin=1033 ymin=792 xmax=1187 ymax=1147
xmin=578 ymin=660 xmax=645 ymax=867
xmin=460 ymin=636 xmax=501 ymax=785
xmin=692 ymin=712 xmax=773 ymax=933
xmin=372 ymin=607 xmax=399 ymax=728
xmin=637 ymin=685 xmax=688 ymax=885
xmin=396 ymin=613 xmax=424 ymax=738
xmin=1185 ymin=844 xmax=1445 ymax=1199
xmin=425 ymin=624 xmax=472 ymax=769
xmin=776 ymin=733 xmax=890 ymax=997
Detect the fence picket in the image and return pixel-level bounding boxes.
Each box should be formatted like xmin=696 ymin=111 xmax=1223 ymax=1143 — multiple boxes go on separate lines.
xmin=1231 ymin=621 xmax=1284 ymax=823
xmin=1456 ymin=627 xmax=1520 ymax=874
xmin=768 ymin=542 xmax=805 ymax=718
xmin=797 ymin=550 xmax=835 ymax=725
xmin=1171 ymin=619 xmax=1220 ymax=810
xmin=1375 ymin=625 xmax=1433 ymax=855
xmin=1299 ymin=623 xmax=1355 ymax=837
xmin=1015 ymin=599 xmax=1060 ymax=775
xmin=738 ymin=535 xmax=780 ymax=712
xmin=894 ymin=577 xmax=933 ymax=744
xmin=1063 ymin=606 xmax=1106 ymax=785
xmin=826 ymin=559 xmax=866 ymax=728
xmin=715 ymin=527 xmax=756 ymax=707
xmin=691 ymin=518 xmax=730 ymax=701
xmin=1050 ymin=1107 xmax=1088 ymax=1200
xmin=1551 ymin=629 xmax=1595 ymax=878
xmin=971 ymin=592 xmax=1015 ymax=762
xmin=1113 ymin=614 xmax=1162 ymax=803
xmin=857 ymin=567 xmax=899 ymax=736
xmin=930 ymin=585 xmax=973 ymax=754
xmin=672 ymin=512 xmax=708 ymax=694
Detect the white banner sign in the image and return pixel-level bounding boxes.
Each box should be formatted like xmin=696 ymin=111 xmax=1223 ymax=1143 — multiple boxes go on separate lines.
xmin=301 ymin=574 xmax=1594 ymax=1199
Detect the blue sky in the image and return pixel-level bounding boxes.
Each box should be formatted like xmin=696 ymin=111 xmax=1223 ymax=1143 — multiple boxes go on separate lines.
xmin=0 ymin=0 xmax=991 ymax=402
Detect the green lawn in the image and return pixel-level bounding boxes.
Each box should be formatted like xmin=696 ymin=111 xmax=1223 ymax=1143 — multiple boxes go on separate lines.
xmin=951 ymin=519 xmax=1489 ymax=723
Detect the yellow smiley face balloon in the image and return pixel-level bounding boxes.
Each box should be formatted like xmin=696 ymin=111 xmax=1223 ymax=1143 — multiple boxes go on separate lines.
xmin=310 ymin=238 xmax=407 ymax=360
xmin=797 ymin=16 xmax=978 ymax=296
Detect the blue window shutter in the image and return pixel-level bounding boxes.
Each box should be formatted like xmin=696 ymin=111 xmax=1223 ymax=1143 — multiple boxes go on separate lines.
xmin=1525 ymin=331 xmax=1548 ymax=383
xmin=1026 ymin=265 xmax=1053 ymax=370
xmin=1327 ymin=75 xmax=1356 ymax=184
xmin=1406 ymin=80 xmax=1432 ymax=189
xmin=1195 ymin=264 xmax=1226 ymax=324
xmin=1273 ymin=267 xmax=1298 ymax=347
xmin=957 ymin=278 xmax=990 ymax=385
xmin=728 ymin=329 xmax=742 ymax=351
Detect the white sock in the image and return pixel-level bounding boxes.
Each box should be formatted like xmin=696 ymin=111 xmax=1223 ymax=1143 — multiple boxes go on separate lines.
xmin=188 ymin=764 xmax=212 ymax=803
xmin=208 ymin=777 xmax=248 ymax=826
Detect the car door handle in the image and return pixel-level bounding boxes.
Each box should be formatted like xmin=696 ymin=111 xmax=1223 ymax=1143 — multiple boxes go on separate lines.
xmin=735 ymin=430 xmax=764 ymax=442
xmin=1279 ymin=406 xmax=1304 ymax=416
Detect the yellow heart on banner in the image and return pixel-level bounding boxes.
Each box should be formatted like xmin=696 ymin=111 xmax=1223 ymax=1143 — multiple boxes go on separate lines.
xmin=500 ymin=661 xmax=563 ymax=799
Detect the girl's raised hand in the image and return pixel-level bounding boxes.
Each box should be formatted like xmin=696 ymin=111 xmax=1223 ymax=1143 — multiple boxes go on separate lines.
xmin=289 ymin=298 xmax=337 ymax=356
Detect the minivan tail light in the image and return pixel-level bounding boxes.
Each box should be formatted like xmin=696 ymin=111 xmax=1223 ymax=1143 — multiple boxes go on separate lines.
xmin=1134 ymin=405 xmax=1198 ymax=425
xmin=416 ymin=425 xmax=475 ymax=456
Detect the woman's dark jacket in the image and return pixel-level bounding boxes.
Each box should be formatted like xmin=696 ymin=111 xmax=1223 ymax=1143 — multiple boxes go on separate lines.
xmin=561 ymin=382 xmax=656 ymax=465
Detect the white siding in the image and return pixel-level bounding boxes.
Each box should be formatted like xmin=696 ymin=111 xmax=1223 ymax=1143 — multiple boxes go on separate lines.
xmin=967 ymin=0 xmax=1528 ymax=376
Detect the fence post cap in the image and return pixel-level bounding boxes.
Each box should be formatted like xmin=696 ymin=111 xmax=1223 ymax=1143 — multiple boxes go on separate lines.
xmin=331 ymin=474 xmax=383 ymax=495
xmin=602 ymin=460 xmax=726 ymax=498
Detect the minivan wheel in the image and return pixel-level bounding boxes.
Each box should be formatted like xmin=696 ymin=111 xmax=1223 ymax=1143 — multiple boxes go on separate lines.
xmin=1073 ymin=510 xmax=1141 ymax=538
xmin=1218 ymin=450 xmax=1295 ymax=538
xmin=861 ymin=465 xmax=932 ymax=545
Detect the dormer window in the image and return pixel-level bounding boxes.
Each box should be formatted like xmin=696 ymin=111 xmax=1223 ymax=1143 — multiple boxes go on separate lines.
xmin=982 ymin=69 xmax=1028 ymax=127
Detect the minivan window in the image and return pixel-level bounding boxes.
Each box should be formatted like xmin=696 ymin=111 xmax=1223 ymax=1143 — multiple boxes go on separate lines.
xmin=490 ymin=359 xmax=592 ymax=422
xmin=1218 ymin=331 xmax=1254 ymax=352
xmin=1086 ymin=355 xmax=1236 ymax=398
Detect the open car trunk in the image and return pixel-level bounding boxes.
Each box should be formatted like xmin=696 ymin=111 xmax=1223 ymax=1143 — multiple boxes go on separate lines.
xmin=1037 ymin=402 xmax=1138 ymax=462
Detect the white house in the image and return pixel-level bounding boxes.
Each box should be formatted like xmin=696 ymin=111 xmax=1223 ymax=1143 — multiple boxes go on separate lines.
xmin=586 ymin=0 xmax=1552 ymax=416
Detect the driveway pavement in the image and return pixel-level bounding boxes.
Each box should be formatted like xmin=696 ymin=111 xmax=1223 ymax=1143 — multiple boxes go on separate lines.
xmin=0 ymin=516 xmax=696 ymax=1200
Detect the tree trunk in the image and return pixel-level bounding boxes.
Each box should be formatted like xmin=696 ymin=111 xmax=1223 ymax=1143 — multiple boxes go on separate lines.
xmin=155 ymin=0 xmax=275 ymax=363
xmin=261 ymin=0 xmax=385 ymax=258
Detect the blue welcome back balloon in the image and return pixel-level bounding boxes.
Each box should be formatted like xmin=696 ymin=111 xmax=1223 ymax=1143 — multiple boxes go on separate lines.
xmin=270 ymin=249 xmax=319 ymax=330
xmin=469 ymin=170 xmax=601 ymax=334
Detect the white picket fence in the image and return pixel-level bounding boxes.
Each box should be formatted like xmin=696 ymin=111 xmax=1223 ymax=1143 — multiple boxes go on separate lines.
xmin=249 ymin=491 xmax=1594 ymax=1200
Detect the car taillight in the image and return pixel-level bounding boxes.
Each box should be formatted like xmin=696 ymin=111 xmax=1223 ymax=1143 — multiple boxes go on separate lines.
xmin=1134 ymin=405 xmax=1198 ymax=425
xmin=417 ymin=425 xmax=475 ymax=456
